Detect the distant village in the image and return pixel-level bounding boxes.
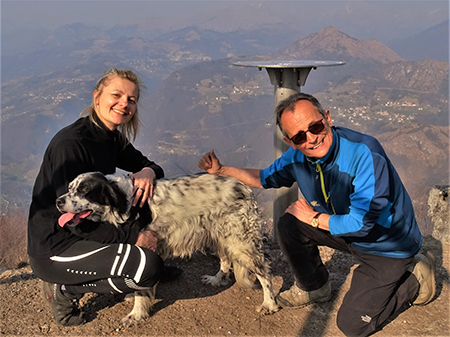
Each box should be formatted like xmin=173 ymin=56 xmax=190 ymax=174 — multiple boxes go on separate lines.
xmin=322 ymin=99 xmax=421 ymax=125
xmin=196 ymin=80 xmax=439 ymax=128
xmin=318 ymin=95 xmax=439 ymax=127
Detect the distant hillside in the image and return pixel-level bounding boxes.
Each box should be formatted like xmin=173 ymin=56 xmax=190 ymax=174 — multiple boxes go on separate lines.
xmin=381 ymin=59 xmax=449 ymax=94
xmin=387 ymin=20 xmax=449 ymax=62
xmin=43 ymin=23 xmax=109 ymax=49
xmin=377 ymin=124 xmax=449 ymax=233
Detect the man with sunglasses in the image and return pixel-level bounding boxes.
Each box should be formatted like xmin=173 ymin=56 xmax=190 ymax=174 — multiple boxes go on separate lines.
xmin=198 ymin=92 xmax=435 ymax=336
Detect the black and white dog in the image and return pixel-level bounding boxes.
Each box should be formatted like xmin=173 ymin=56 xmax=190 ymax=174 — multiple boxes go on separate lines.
xmin=56 ymin=171 xmax=279 ymax=326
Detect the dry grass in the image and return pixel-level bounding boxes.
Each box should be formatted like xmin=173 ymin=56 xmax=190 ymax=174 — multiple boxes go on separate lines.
xmin=0 ymin=211 xmax=28 ymax=268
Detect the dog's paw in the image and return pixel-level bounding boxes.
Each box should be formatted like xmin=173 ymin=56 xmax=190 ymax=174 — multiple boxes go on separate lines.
xmin=121 ymin=312 xmax=149 ymax=327
xmin=201 ymin=274 xmax=230 ymax=286
xmin=256 ymin=303 xmax=281 ymax=315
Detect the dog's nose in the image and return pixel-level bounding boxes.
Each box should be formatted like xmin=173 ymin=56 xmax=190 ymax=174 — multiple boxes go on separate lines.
xmin=56 ymin=198 xmax=65 ymax=208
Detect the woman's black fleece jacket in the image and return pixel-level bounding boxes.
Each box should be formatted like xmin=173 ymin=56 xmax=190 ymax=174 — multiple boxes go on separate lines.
xmin=27 ymin=115 xmax=164 ymax=259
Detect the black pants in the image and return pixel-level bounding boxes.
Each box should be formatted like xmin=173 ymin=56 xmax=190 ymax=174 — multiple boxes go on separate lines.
xmin=30 ymin=240 xmax=164 ymax=296
xmin=277 ymin=213 xmax=420 ymax=337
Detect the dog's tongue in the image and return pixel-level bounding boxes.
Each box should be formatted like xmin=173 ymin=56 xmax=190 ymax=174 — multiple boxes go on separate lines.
xmin=58 ymin=210 xmax=92 ymax=227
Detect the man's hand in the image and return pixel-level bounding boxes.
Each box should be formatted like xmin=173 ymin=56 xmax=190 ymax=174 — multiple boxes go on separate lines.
xmin=285 ymin=199 xmax=316 ymax=224
xmin=199 ymin=149 xmax=263 ymax=188
xmin=198 ymin=149 xmax=223 ymax=175
xmin=136 ymin=230 xmax=158 ymax=251
xmin=286 ymin=199 xmax=330 ymax=231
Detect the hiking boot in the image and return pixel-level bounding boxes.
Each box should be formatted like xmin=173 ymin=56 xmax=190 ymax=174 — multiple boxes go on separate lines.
xmin=276 ymin=281 xmax=331 ymax=308
xmin=41 ymin=281 xmax=86 ymax=326
xmin=411 ymin=251 xmax=436 ymax=306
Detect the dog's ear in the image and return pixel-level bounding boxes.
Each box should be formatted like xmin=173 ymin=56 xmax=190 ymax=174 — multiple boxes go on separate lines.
xmin=103 ymin=181 xmax=129 ymax=215
xmin=91 ymin=172 xmax=108 ymax=181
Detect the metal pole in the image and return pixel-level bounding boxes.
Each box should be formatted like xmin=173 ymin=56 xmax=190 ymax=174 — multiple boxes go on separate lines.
xmin=266 ymin=68 xmax=313 ymax=239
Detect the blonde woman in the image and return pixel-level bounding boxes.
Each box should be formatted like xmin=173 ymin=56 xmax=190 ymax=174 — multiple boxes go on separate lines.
xmin=28 ymin=68 xmax=181 ymax=326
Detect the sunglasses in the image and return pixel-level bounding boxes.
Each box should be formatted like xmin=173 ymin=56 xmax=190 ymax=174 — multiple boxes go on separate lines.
xmin=288 ymin=119 xmax=325 ymax=145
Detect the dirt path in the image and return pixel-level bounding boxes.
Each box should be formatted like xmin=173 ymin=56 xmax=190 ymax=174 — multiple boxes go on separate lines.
xmin=1 ymin=236 xmax=448 ymax=336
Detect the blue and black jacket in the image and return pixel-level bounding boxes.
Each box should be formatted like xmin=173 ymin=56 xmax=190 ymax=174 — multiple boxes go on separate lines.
xmin=261 ymin=126 xmax=422 ymax=258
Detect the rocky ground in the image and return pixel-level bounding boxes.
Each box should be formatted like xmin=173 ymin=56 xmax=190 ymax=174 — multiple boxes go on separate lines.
xmin=0 ymin=236 xmax=448 ymax=337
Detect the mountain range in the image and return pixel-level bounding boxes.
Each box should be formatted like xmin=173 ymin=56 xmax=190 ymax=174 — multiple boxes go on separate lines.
xmin=1 ymin=22 xmax=448 ymax=234
xmin=386 ymin=19 xmax=449 ymax=62
xmin=275 ymin=26 xmax=403 ymax=64
xmin=4 ymin=1 xmax=448 ymax=59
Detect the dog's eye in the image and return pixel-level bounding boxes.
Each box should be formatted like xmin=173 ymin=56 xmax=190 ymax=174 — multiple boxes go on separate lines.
xmin=77 ymin=184 xmax=89 ymax=193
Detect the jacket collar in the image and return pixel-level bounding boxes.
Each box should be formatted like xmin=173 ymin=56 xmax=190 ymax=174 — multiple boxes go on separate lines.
xmin=88 ymin=111 xmax=121 ymax=140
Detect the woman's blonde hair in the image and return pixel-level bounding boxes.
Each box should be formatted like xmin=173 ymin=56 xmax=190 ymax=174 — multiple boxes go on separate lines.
xmin=81 ymin=68 xmax=144 ymax=141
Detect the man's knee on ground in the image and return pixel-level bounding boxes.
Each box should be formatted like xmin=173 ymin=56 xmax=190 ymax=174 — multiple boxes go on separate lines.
xmin=336 ymin=305 xmax=376 ymax=337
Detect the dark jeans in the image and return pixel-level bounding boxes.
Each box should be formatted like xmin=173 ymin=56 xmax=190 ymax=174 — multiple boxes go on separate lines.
xmin=276 ymin=213 xmax=420 ymax=337
xmin=30 ymin=240 xmax=164 ymax=296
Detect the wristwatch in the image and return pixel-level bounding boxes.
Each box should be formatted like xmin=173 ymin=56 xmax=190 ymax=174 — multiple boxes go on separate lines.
xmin=311 ymin=213 xmax=321 ymax=228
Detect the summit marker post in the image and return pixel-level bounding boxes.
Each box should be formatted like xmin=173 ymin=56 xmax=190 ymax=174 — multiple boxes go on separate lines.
xmin=232 ymin=60 xmax=345 ymax=238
